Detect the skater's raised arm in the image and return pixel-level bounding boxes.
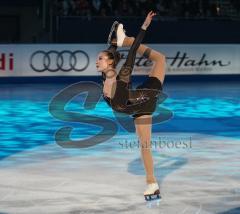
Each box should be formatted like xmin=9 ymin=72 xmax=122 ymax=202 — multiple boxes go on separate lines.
xmin=141 ymin=11 xmax=157 ymax=30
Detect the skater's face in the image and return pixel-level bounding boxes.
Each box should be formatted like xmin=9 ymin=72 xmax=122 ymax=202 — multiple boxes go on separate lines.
xmin=96 ymin=52 xmax=114 ymax=72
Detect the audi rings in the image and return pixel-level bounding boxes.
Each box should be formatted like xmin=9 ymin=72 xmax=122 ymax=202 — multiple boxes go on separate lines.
xmin=30 ymin=50 xmax=89 ymax=72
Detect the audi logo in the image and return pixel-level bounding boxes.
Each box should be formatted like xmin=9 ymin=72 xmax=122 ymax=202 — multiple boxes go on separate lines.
xmin=30 ymin=50 xmax=89 ymax=72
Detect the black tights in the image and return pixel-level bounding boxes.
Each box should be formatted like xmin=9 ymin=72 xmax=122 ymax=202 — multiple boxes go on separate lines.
xmin=117 ymin=29 xmax=146 ymax=83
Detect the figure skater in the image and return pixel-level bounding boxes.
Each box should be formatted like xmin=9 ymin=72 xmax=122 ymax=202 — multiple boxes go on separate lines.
xmin=96 ymin=11 xmax=165 ymax=201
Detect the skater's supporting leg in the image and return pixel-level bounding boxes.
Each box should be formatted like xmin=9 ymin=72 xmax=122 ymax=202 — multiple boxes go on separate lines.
xmin=135 ymin=115 xmax=157 ymax=184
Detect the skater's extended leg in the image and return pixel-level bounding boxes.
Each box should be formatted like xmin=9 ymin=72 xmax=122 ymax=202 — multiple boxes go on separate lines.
xmin=122 ymin=36 xmax=166 ymax=84
xmin=117 ymin=29 xmax=146 ymax=83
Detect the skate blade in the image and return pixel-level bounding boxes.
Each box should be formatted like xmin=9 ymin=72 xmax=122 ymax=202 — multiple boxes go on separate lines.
xmin=145 ymin=195 xmax=161 ymax=208
xmin=107 ymin=21 xmax=119 ymax=46
xmin=144 ymin=194 xmax=161 ymax=201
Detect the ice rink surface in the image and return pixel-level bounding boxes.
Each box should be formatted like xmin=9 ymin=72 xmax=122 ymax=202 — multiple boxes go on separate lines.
xmin=0 ymin=80 xmax=239 ymax=214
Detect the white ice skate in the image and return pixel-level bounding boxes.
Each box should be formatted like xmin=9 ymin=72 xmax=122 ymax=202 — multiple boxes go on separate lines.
xmin=107 ymin=21 xmax=126 ymax=47
xmin=144 ymin=183 xmax=161 ymax=201
xmin=116 ymin=23 xmax=126 ymax=47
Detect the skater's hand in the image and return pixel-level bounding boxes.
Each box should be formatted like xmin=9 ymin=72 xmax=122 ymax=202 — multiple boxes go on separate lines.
xmin=142 ymin=11 xmax=157 ymax=30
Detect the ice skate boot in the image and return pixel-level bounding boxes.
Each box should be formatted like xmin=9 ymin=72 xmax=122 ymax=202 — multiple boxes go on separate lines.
xmin=144 ymin=183 xmax=161 ymax=201
xmin=115 ymin=23 xmax=126 ymax=47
